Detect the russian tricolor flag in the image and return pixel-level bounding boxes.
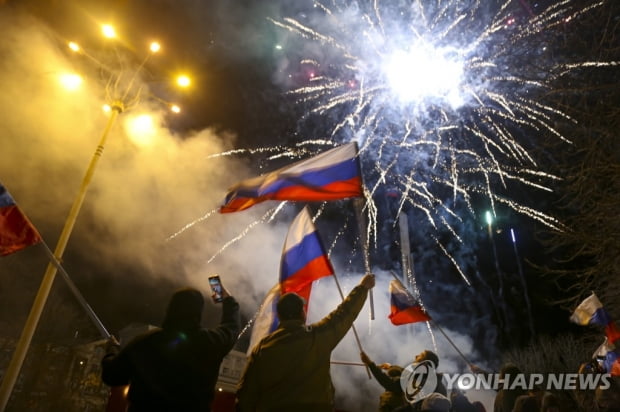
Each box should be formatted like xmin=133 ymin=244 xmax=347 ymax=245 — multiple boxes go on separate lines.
xmin=0 ymin=183 xmax=41 ymax=256
xmin=388 ymin=279 xmax=431 ymax=325
xmin=247 ymin=207 xmax=331 ymax=353
xmin=570 ymin=293 xmax=620 ymax=344
xmin=279 ymin=206 xmax=334 ymax=294
xmin=220 ymin=142 xmax=363 ymax=213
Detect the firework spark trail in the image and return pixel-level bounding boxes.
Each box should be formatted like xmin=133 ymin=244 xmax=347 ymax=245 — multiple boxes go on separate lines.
xmin=206 ymin=203 xmax=287 ymax=264
xmin=169 ymin=0 xmax=614 ymax=293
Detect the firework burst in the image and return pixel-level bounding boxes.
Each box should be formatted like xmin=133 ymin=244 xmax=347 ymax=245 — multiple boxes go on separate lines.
xmin=176 ymin=0 xmax=616 ymax=288
xmin=257 ymin=0 xmax=616 ymax=280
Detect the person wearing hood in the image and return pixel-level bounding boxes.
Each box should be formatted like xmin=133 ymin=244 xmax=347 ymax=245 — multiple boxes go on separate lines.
xmin=236 ymin=273 xmax=375 ymax=411
xmin=101 ymin=285 xmax=240 ymax=411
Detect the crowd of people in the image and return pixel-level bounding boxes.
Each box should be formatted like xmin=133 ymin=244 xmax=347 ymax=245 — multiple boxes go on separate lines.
xmin=99 ymin=276 xmax=620 ymax=412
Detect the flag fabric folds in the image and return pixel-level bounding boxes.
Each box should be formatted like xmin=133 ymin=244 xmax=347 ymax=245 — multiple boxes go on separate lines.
xmin=279 ymin=206 xmax=334 ymax=294
xmin=388 ymin=279 xmax=431 ymax=325
xmin=248 ymin=207 xmax=333 ymax=353
xmin=220 ymin=142 xmax=363 ymax=213
xmin=247 ymin=284 xmax=280 ymax=355
xmin=0 ymin=183 xmax=41 ymax=256
xmin=570 ymin=292 xmax=620 ymax=344
xmin=592 ymin=337 xmax=620 ymax=375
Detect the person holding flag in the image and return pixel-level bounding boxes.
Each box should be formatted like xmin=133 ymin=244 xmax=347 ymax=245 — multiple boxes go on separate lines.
xmin=236 ymin=273 xmax=375 ymax=411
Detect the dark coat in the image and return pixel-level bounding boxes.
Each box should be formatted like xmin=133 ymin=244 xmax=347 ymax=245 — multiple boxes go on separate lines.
xmin=101 ymin=295 xmax=240 ymax=411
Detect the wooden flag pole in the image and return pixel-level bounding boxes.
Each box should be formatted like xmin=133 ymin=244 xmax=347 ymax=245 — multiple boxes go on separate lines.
xmin=331 ymin=272 xmax=372 ymax=379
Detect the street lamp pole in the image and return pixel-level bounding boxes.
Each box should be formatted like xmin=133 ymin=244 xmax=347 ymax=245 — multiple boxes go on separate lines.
xmin=0 ymin=102 xmax=123 ymax=411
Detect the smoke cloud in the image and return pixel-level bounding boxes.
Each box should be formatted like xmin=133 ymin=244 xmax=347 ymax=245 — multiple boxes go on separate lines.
xmin=0 ymin=3 xmax=498 ymax=410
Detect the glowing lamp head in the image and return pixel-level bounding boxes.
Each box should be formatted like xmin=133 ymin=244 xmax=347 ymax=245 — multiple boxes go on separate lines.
xmin=170 ymin=105 xmax=181 ymax=113
xmin=176 ymin=75 xmax=191 ymax=88
xmin=59 ymin=73 xmax=82 ymax=91
xmin=102 ymin=24 xmax=116 ymax=39
xmin=68 ymin=42 xmax=80 ymax=52
xmin=150 ymin=42 xmax=161 ymax=53
xmin=384 ymin=42 xmax=464 ymax=107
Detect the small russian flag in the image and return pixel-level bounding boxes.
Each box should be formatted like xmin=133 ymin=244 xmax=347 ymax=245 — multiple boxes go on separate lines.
xmin=388 ymin=279 xmax=431 ymax=325
xmin=0 ymin=183 xmax=41 ymax=256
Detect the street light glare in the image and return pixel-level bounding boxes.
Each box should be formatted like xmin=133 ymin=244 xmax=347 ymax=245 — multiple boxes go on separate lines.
xmin=177 ymin=75 xmax=191 ymax=88
xmin=59 ymin=73 xmax=82 ymax=91
xmin=68 ymin=42 xmax=80 ymax=52
xmin=102 ymin=24 xmax=116 ymax=39
xmin=170 ymin=105 xmax=181 ymax=113
xmin=150 ymin=42 xmax=161 ymax=53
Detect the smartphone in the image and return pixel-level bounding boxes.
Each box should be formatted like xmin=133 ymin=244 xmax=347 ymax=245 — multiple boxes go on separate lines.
xmin=208 ymin=275 xmax=224 ymax=303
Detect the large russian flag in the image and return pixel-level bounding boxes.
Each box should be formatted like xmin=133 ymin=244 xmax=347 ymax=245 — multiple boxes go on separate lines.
xmin=388 ymin=279 xmax=431 ymax=325
xmin=279 ymin=206 xmax=334 ymax=294
xmin=570 ymin=293 xmax=620 ymax=343
xmin=0 ymin=183 xmax=41 ymax=256
xmin=220 ymin=142 xmax=363 ymax=213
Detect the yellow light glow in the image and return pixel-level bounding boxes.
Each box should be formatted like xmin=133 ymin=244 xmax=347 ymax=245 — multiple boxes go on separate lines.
xmin=102 ymin=104 xmax=111 ymax=112
xmin=68 ymin=42 xmax=80 ymax=52
xmin=59 ymin=73 xmax=82 ymax=91
xmin=170 ymin=105 xmax=181 ymax=113
xmin=150 ymin=42 xmax=161 ymax=53
xmin=102 ymin=24 xmax=116 ymax=39
xmin=127 ymin=114 xmax=156 ymax=146
xmin=176 ymin=75 xmax=191 ymax=88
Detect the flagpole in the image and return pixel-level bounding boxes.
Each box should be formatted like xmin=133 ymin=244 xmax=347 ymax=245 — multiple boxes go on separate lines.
xmin=430 ymin=320 xmax=473 ymax=367
xmin=330 ymin=272 xmax=372 ymax=379
xmin=39 ymin=241 xmax=110 ymax=338
xmin=353 ymin=197 xmax=375 ymax=320
xmin=0 ymin=104 xmax=121 ymax=411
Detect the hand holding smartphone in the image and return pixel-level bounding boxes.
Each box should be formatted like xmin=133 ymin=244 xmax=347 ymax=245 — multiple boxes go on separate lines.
xmin=208 ymin=275 xmax=224 ymax=303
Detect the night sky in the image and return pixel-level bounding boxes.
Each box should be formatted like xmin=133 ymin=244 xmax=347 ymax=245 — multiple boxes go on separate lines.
xmin=0 ymin=0 xmax=617 ymax=410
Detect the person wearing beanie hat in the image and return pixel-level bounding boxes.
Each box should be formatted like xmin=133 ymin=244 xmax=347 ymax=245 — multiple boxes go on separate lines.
xmin=101 ymin=284 xmax=240 ymax=411
xmin=236 ymin=273 xmax=375 ymax=411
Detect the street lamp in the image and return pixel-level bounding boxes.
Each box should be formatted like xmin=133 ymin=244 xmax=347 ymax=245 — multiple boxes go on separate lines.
xmin=0 ymin=27 xmax=185 ymax=410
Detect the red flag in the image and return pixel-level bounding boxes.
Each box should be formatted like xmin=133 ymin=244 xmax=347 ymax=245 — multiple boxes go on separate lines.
xmin=388 ymin=279 xmax=431 ymax=325
xmin=0 ymin=183 xmax=41 ymax=256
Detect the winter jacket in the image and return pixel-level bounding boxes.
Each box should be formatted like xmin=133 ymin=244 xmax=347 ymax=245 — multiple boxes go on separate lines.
xmin=236 ymin=284 xmax=369 ymax=411
xmin=101 ymin=295 xmax=240 ymax=411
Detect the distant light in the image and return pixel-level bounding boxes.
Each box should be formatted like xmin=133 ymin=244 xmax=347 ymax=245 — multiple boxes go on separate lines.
xmin=275 ymin=44 xmax=283 ymax=50
xmin=510 ymin=228 xmax=516 ymax=243
xmin=150 ymin=42 xmax=161 ymax=53
xmin=170 ymin=105 xmax=181 ymax=113
xmin=68 ymin=42 xmax=80 ymax=52
xmin=177 ymin=75 xmax=191 ymax=88
xmin=102 ymin=24 xmax=116 ymax=39
xmin=59 ymin=73 xmax=82 ymax=91
xmin=485 ymin=211 xmax=493 ymax=225
xmin=217 ymin=388 xmax=223 ymax=392
xmin=102 ymin=104 xmax=111 ymax=112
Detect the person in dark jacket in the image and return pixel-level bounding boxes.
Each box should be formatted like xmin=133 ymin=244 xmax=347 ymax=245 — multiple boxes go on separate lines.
xmin=361 ymin=349 xmax=448 ymax=411
xmin=101 ymin=285 xmax=240 ymax=411
xmin=236 ymin=273 xmax=375 ymax=411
